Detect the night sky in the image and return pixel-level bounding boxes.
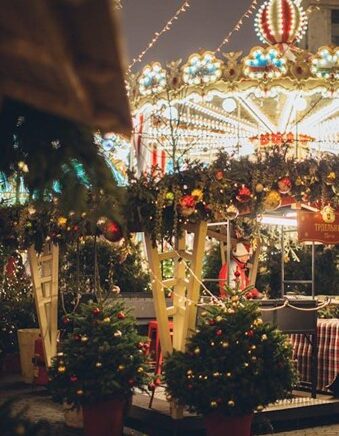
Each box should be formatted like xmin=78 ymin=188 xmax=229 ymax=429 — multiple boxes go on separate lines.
xmin=120 ymin=0 xmax=259 ymax=70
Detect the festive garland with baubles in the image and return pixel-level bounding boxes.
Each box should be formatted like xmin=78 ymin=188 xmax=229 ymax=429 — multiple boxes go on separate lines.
xmin=0 ymin=204 xmax=125 ymax=252
xmin=0 ymin=149 xmax=338 ymax=249
xmin=125 ymin=148 xmax=339 ymax=244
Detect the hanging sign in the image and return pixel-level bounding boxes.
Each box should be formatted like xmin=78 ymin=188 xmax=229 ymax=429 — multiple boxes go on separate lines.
xmin=297 ymin=208 xmax=339 ymax=244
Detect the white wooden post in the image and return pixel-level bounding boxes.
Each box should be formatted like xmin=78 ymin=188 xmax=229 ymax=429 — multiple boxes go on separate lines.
xmin=28 ymin=243 xmax=59 ymax=367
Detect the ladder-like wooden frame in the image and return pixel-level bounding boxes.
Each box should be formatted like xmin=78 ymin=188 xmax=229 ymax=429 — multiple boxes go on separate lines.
xmin=144 ymin=221 xmax=208 ymax=358
xmin=28 ymin=243 xmax=59 ymax=368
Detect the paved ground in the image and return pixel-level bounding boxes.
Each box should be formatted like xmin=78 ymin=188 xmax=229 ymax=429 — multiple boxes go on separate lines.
xmin=1 ymin=374 xmax=339 ymax=435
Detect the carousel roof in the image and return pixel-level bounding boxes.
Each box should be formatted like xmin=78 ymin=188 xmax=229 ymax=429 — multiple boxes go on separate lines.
xmin=128 ymin=0 xmax=338 ymax=164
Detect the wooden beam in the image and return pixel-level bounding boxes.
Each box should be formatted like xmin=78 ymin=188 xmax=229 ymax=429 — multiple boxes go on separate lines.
xmin=144 ymin=235 xmax=173 ymax=357
xmin=173 ymin=234 xmax=187 ymax=352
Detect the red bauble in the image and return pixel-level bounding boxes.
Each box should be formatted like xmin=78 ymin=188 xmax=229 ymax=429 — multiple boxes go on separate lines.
xmin=128 ymin=379 xmax=135 ymax=386
xmin=209 ymin=319 xmax=216 ymax=326
xmin=246 ymin=329 xmax=254 ymax=337
xmin=216 ymin=329 xmax=223 ymax=336
xmin=215 ymin=170 xmax=224 ymax=181
xmin=63 ymin=316 xmax=71 ymax=325
xmin=92 ymin=307 xmax=101 ymax=316
xmin=234 ymin=270 xmax=241 ymax=278
xmin=104 ymin=220 xmax=123 ymax=242
xmin=278 ymin=177 xmax=292 ymax=194
xmin=70 ymin=375 xmax=78 ymax=382
xmin=180 ymin=195 xmax=196 ymax=209
xmin=236 ymin=185 xmax=252 ymax=203
xmin=117 ymin=312 xmax=125 ymax=320
xmin=97 ymin=218 xmax=123 ymax=243
xmin=179 ymin=195 xmax=196 ymax=217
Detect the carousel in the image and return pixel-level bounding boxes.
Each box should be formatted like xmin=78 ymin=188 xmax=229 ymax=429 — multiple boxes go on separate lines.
xmin=128 ymin=0 xmax=338 ymax=171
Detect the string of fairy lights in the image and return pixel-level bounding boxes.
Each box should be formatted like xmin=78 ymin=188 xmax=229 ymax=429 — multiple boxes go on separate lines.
xmin=146 ymin=243 xmax=331 ymax=313
xmin=215 ymin=0 xmax=258 ymax=53
xmin=127 ymin=0 xmax=260 ymax=73
xmin=127 ymin=1 xmax=191 ymax=73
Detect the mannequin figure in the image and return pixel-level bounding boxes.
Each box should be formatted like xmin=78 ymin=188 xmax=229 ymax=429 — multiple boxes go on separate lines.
xmin=219 ymin=242 xmax=261 ymax=299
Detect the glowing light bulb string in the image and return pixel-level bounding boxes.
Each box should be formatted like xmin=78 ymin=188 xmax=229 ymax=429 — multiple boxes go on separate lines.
xmin=127 ymin=1 xmax=191 ymax=73
xmin=215 ymin=0 xmax=259 ymax=53
xmin=147 ymin=244 xmax=332 ymax=313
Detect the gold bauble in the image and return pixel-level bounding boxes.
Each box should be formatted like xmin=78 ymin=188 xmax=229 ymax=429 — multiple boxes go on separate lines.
xmin=225 ymin=204 xmax=239 ymax=220
xmin=255 ymin=183 xmax=264 ymax=193
xmin=263 ymin=190 xmax=281 ymax=211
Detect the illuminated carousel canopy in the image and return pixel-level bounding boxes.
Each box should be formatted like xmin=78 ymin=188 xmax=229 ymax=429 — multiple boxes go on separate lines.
xmin=128 ymin=0 xmax=338 ymax=171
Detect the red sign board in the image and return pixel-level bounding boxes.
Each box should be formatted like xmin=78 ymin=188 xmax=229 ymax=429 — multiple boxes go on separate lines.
xmin=297 ymin=209 xmax=339 ymax=244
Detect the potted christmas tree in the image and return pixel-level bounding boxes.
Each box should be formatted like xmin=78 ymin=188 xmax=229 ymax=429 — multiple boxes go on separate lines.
xmin=163 ymin=287 xmax=297 ymax=436
xmin=49 ymin=301 xmax=150 ymax=436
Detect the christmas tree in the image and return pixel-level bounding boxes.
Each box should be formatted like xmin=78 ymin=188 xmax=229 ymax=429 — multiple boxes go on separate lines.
xmin=163 ymin=286 xmax=297 ymax=416
xmin=49 ymin=301 xmax=150 ymax=407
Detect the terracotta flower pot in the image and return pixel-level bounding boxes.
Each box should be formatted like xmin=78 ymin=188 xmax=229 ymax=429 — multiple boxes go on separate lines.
xmin=82 ymin=398 xmax=126 ymax=436
xmin=204 ymin=412 xmax=253 ymax=436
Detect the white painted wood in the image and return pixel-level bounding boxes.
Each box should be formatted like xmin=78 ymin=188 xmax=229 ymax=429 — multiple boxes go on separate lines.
xmin=28 ymin=243 xmax=59 ymax=368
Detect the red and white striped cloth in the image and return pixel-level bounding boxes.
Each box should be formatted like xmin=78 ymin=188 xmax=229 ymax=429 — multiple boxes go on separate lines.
xmin=290 ymin=319 xmax=339 ymax=391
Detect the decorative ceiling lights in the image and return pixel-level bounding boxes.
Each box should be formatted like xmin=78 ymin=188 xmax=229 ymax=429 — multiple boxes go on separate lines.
xmin=183 ymin=52 xmax=222 ymax=85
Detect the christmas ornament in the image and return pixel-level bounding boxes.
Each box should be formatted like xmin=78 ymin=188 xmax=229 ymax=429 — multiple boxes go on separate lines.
xmin=117 ymin=312 xmax=125 ymax=320
xmin=215 ymin=170 xmax=224 ymax=181
xmin=325 ymin=172 xmax=336 ymax=186
xmin=191 ymin=188 xmax=203 ymax=202
xmin=58 ymin=366 xmax=66 ymax=373
xmin=165 ymin=191 xmax=174 ymax=205
xmin=137 ymin=367 xmax=144 ymax=373
xmin=210 ymin=400 xmax=218 ymax=408
xmin=118 ymin=364 xmax=125 ymax=371
xmin=76 ymin=389 xmax=84 ymax=395
xmin=70 ymin=375 xmax=78 ymax=382
xmin=216 ymin=329 xmax=222 ymax=336
xmin=225 ymin=204 xmax=239 ymax=220
xmin=179 ymin=195 xmax=196 ymax=217
xmin=92 ymin=307 xmax=101 ymax=316
xmin=320 ymin=205 xmax=336 ymax=224
xmin=194 ymin=347 xmax=200 ymax=355
xmin=228 ymin=400 xmax=235 ymax=407
xmin=81 ymin=335 xmax=89 ymax=343
xmin=295 ymin=176 xmax=303 ymax=186
xmin=263 ymin=190 xmax=281 ymax=211
xmin=114 ymin=330 xmax=122 ymax=337
xmin=104 ymin=220 xmax=123 ymax=242
xmin=236 ymin=185 xmax=252 ymax=203
xmin=246 ymin=330 xmax=254 ymax=337
xmin=58 ymin=217 xmax=67 ymax=227
xmin=103 ymin=317 xmax=111 ymax=323
xmin=278 ymin=177 xmax=292 ymax=194
xmin=95 ymin=362 xmax=102 ymax=368
xmin=255 ymin=183 xmax=264 ymax=193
